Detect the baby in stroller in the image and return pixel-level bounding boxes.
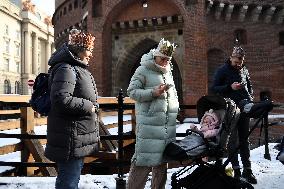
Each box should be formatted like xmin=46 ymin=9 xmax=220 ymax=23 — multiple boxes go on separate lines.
xmin=168 ymin=95 xmax=274 ymax=189
xmin=189 ymin=109 xmax=221 ymax=139
xmin=166 ymin=95 xmax=255 ymax=189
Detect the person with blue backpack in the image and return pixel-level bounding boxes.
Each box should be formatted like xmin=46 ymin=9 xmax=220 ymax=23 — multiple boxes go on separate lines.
xmin=44 ymin=29 xmax=99 ymax=189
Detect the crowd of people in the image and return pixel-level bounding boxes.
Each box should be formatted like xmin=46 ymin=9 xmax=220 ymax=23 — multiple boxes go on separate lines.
xmin=43 ymin=29 xmax=280 ymax=189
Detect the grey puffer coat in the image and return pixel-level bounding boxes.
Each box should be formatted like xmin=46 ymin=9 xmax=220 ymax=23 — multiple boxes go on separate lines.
xmin=44 ymin=43 xmax=99 ymax=162
xmin=127 ymin=50 xmax=179 ymax=166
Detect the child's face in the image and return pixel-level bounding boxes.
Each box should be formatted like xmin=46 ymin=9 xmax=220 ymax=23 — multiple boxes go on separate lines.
xmin=203 ymin=116 xmax=212 ymax=126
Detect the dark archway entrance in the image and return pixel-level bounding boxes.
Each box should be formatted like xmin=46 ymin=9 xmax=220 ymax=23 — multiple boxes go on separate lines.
xmin=114 ymin=38 xmax=183 ymax=102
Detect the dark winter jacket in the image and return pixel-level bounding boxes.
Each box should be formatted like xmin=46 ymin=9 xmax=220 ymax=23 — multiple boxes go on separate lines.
xmin=211 ymin=59 xmax=253 ymax=106
xmin=44 ymin=43 xmax=99 ymax=162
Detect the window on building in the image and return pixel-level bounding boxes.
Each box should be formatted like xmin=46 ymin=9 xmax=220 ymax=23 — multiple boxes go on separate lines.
xmin=234 ymin=29 xmax=247 ymax=45
xmin=16 ymin=30 xmax=20 ymax=40
xmin=5 ymin=40 xmax=10 ymax=53
xmin=82 ymin=0 xmax=87 ymax=8
xmin=4 ymin=24 xmax=9 ymax=35
xmin=92 ymin=0 xmax=102 ymax=17
xmin=4 ymin=80 xmax=11 ymax=94
xmin=35 ymin=12 xmax=41 ymax=20
xmin=15 ymin=44 xmax=20 ymax=56
xmin=16 ymin=62 xmax=20 ymax=73
xmin=4 ymin=58 xmax=9 ymax=71
xmin=63 ymin=7 xmax=67 ymax=15
xmin=69 ymin=3 xmax=72 ymax=11
xmin=15 ymin=81 xmax=20 ymax=94
xmin=74 ymin=0 xmax=78 ymax=9
xmin=279 ymin=31 xmax=284 ymax=46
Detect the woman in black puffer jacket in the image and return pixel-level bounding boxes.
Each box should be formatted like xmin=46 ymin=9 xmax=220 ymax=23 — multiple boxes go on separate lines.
xmin=44 ymin=29 xmax=98 ymax=189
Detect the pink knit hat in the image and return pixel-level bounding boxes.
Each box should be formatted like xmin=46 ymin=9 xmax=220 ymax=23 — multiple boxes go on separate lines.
xmin=201 ymin=109 xmax=219 ymax=127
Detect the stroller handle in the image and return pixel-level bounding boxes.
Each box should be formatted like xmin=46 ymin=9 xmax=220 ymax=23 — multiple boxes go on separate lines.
xmin=240 ymin=99 xmax=274 ymax=119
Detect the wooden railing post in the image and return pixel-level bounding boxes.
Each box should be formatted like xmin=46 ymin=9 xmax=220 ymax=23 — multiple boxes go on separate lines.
xmin=131 ymin=109 xmax=136 ymax=134
xmin=19 ymin=106 xmax=35 ymax=175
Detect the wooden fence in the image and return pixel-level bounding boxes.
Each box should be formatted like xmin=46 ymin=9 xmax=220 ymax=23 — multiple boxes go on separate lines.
xmin=0 ymin=94 xmax=136 ymax=178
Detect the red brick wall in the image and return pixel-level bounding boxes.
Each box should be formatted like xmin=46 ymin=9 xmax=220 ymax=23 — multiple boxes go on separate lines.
xmin=115 ymin=0 xmax=180 ymax=22
xmin=53 ymin=0 xmax=284 ymax=105
xmin=207 ymin=18 xmax=284 ymax=103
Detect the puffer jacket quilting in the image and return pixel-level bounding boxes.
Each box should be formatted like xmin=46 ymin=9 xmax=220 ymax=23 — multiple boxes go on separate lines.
xmin=45 ymin=43 xmax=99 ymax=162
xmin=127 ymin=50 xmax=179 ymax=166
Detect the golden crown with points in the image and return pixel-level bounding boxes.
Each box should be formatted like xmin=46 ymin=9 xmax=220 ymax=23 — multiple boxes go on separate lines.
xmin=154 ymin=38 xmax=177 ymax=58
xmin=68 ymin=29 xmax=95 ymax=51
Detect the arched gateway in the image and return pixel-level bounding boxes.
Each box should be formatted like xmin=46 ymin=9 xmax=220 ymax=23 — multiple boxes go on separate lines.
xmin=103 ymin=0 xmax=186 ymax=101
xmin=113 ymin=38 xmax=183 ymax=102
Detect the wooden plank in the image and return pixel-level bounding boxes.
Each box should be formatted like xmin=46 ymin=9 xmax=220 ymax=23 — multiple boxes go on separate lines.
xmin=97 ymin=97 xmax=135 ymax=104
xmin=0 ymin=143 xmax=23 ymax=155
xmin=105 ymin=120 xmax=132 ymax=129
xmin=85 ymin=151 xmax=117 ymax=162
xmin=0 ymin=120 xmax=46 ymax=131
xmin=34 ymin=117 xmax=47 ymax=126
xmin=0 ymin=109 xmax=20 ymax=115
xmin=100 ymin=110 xmax=133 ymax=117
xmin=99 ymin=120 xmax=117 ymax=151
xmin=0 ymin=95 xmax=135 ymax=104
xmin=0 ymin=95 xmax=31 ymax=103
xmin=0 ymin=139 xmax=46 ymax=155
xmin=24 ymin=130 xmax=57 ymax=176
xmin=123 ymin=139 xmax=135 ymax=147
xmin=19 ymin=107 xmax=35 ymax=176
xmin=0 ymin=120 xmax=20 ymax=131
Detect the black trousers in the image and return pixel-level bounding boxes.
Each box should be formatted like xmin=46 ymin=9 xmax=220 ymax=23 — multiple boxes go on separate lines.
xmin=228 ymin=113 xmax=251 ymax=169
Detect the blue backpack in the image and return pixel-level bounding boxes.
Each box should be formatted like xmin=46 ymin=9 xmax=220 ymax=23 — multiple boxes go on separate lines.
xmin=30 ymin=72 xmax=51 ymax=116
xmin=30 ymin=64 xmax=77 ymax=116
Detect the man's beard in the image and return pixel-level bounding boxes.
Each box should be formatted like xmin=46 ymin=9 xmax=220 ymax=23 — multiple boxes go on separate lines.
xmin=233 ymin=65 xmax=242 ymax=70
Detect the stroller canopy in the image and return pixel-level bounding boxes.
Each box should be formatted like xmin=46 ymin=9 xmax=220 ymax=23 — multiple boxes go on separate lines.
xmin=196 ymin=95 xmax=228 ymax=122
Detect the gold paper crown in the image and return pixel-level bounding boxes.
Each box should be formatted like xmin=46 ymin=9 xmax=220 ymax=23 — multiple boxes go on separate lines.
xmin=68 ymin=29 xmax=95 ymax=51
xmin=154 ymin=38 xmax=177 ymax=58
xmin=232 ymin=46 xmax=245 ymax=57
xmin=232 ymin=39 xmax=245 ymax=57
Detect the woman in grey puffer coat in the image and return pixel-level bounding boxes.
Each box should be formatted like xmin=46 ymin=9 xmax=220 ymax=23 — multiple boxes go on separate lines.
xmin=45 ymin=29 xmax=99 ymax=189
xmin=127 ymin=39 xmax=179 ymax=189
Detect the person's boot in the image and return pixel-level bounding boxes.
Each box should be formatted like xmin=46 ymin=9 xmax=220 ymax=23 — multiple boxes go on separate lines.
xmin=233 ymin=168 xmax=241 ymax=179
xmin=242 ymin=169 xmax=257 ymax=184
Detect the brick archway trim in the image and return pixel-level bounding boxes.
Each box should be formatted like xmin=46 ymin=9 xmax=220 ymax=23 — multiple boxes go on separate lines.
xmin=112 ymin=38 xmax=158 ymax=95
xmin=100 ymin=0 xmax=188 ymax=96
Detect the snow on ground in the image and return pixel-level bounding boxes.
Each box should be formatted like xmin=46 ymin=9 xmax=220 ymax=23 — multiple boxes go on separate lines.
xmin=0 ymin=144 xmax=283 ymax=188
xmin=0 ymin=115 xmax=283 ymax=188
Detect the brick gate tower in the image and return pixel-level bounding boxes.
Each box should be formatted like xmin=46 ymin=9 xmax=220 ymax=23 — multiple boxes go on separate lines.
xmin=53 ymin=0 xmax=284 ymax=105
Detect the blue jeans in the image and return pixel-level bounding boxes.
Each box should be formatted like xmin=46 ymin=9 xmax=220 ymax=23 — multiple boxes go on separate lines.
xmin=56 ymin=158 xmax=84 ymax=189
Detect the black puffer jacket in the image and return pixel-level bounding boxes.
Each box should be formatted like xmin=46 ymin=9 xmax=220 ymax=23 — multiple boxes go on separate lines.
xmin=211 ymin=59 xmax=253 ymax=106
xmin=44 ymin=43 xmax=99 ymax=162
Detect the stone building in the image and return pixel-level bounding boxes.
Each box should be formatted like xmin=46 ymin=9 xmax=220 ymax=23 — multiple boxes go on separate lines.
xmin=0 ymin=0 xmax=54 ymax=95
xmin=53 ymin=0 xmax=284 ymax=105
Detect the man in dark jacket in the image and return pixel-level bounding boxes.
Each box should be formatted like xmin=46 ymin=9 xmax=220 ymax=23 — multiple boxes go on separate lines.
xmin=45 ymin=29 xmax=99 ymax=189
xmin=211 ymin=46 xmax=257 ymax=184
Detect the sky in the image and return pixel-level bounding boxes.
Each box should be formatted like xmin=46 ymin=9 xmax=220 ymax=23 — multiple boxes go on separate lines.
xmin=32 ymin=0 xmax=55 ymax=16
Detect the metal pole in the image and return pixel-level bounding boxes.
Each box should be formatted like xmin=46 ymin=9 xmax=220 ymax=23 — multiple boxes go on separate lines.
xmin=116 ymin=89 xmax=126 ymax=189
xmin=260 ymin=91 xmax=271 ymax=160
xmin=263 ymin=111 xmax=271 ymax=160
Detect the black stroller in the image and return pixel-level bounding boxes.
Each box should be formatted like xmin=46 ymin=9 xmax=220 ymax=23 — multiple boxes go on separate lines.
xmin=164 ymin=95 xmax=273 ymax=189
